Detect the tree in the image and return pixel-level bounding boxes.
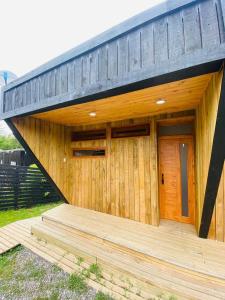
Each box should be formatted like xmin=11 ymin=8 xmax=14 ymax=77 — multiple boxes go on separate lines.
xmin=0 ymin=135 xmax=22 ymax=150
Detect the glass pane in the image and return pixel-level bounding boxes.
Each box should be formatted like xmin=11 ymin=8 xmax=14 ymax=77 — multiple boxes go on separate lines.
xmin=73 ymin=149 xmax=105 ymax=157
xmin=158 ymin=123 xmax=193 ymax=136
xmin=180 ymin=143 xmax=189 ymax=217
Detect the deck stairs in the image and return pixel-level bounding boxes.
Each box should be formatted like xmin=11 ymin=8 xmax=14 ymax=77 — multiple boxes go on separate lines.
xmin=31 ymin=204 xmax=225 ymax=300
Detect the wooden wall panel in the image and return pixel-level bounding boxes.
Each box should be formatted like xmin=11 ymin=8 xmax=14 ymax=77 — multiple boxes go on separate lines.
xmin=108 ymin=135 xmax=151 ymax=223
xmin=12 ymin=116 xmax=158 ymax=225
xmin=195 ymin=70 xmax=225 ymax=240
xmin=70 ymin=117 xmax=154 ymax=224
xmin=12 ymin=117 xmax=72 ymax=202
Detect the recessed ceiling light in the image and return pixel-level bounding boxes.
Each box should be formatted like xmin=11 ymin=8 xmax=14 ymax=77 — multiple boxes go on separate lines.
xmin=89 ymin=111 xmax=96 ymax=117
xmin=156 ymin=99 xmax=166 ymax=105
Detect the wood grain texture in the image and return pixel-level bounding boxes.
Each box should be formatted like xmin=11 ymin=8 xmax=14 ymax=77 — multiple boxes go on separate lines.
xmin=149 ymin=118 xmax=159 ymax=226
xmin=2 ymin=0 xmax=225 ymax=119
xmin=4 ymin=210 xmax=225 ymax=300
xmin=71 ymin=118 xmax=154 ymax=224
xmin=0 ymin=218 xmax=148 ymax=300
xmin=31 ymin=203 xmax=225 ymax=300
xmin=159 ymin=136 xmax=195 ymax=224
xmin=195 ymin=70 xmax=225 ymax=240
xmin=12 ymin=116 xmax=159 ymax=225
xmin=12 ymin=110 xmax=196 ymax=229
xmin=32 ymin=73 xmax=213 ymax=126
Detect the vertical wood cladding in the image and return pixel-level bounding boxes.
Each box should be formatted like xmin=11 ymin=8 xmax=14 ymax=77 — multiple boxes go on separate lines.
xmin=3 ymin=0 xmax=225 ymax=116
xmin=12 ymin=116 xmax=158 ymax=225
xmin=196 ymin=70 xmax=225 ymax=241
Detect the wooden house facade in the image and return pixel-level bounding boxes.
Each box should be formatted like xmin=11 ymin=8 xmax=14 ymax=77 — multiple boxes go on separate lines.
xmin=1 ymin=0 xmax=225 ymax=243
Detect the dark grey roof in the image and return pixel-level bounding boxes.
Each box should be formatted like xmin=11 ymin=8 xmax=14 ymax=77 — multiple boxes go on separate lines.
xmin=1 ymin=0 xmax=225 ymax=119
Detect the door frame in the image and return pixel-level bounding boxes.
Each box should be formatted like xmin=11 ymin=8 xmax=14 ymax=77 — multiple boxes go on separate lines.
xmin=158 ymin=134 xmax=195 ymax=224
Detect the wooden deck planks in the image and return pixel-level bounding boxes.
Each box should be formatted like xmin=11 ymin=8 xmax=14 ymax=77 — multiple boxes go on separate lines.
xmin=2 ymin=205 xmax=225 ymax=299
xmin=30 ymin=204 xmax=225 ymax=299
xmin=41 ymin=204 xmax=225 ymax=280
xmin=0 ymin=225 xmax=21 ymax=254
xmin=0 ymin=218 xmax=137 ymax=300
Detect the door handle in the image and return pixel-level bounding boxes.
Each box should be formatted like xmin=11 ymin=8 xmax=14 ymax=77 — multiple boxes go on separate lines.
xmin=161 ymin=173 xmax=164 ymax=185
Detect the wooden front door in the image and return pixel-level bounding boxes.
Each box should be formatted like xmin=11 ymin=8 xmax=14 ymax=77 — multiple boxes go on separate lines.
xmin=159 ymin=136 xmax=195 ymax=224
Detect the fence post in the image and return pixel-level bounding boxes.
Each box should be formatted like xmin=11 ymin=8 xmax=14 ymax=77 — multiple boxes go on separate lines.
xmin=14 ymin=166 xmax=19 ymax=209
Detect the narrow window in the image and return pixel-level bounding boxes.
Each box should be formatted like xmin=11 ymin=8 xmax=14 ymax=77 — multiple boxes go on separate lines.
xmin=111 ymin=124 xmax=150 ymax=138
xmin=73 ymin=149 xmax=105 ymax=158
xmin=158 ymin=123 xmax=193 ymax=136
xmin=72 ymin=129 xmax=106 ymax=141
xmin=180 ymin=143 xmax=189 ymax=217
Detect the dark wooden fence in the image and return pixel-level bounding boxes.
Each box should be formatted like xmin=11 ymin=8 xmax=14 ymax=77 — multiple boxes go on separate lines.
xmin=0 ymin=165 xmax=61 ymax=210
xmin=0 ymin=149 xmax=33 ymax=166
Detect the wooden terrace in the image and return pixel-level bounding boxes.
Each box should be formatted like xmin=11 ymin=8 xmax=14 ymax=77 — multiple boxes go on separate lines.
xmin=1 ymin=0 xmax=225 ymax=298
xmin=1 ymin=204 xmax=225 ymax=299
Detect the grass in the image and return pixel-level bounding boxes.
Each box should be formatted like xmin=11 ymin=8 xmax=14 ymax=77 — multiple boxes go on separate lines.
xmin=95 ymin=292 xmax=112 ymax=300
xmin=67 ymin=262 xmax=102 ymax=294
xmin=68 ymin=272 xmax=88 ymax=294
xmin=0 ymin=246 xmax=98 ymax=299
xmin=0 ymin=246 xmax=23 ymax=280
xmin=0 ymin=201 xmax=63 ymax=227
xmin=89 ymin=263 xmax=103 ymax=281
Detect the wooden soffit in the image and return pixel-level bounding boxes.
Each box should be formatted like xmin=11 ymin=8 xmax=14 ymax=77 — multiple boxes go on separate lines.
xmin=32 ymin=73 xmax=213 ymax=126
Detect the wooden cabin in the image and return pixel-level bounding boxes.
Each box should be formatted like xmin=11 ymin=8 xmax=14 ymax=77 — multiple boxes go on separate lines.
xmin=1 ymin=0 xmax=225 ymax=298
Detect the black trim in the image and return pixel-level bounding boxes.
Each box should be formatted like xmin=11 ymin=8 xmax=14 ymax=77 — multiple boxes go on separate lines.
xmin=72 ymin=129 xmax=106 ymax=141
xmin=5 ymin=119 xmax=68 ymax=204
xmin=2 ymin=0 xmax=200 ymax=93
xmin=199 ymin=70 xmax=225 ymax=238
xmin=5 ymin=59 xmax=223 ymax=119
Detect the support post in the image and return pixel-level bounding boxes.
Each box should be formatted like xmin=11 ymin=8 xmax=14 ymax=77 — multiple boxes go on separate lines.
xmin=199 ymin=70 xmax=225 ymax=238
xmin=150 ymin=118 xmax=159 ymax=226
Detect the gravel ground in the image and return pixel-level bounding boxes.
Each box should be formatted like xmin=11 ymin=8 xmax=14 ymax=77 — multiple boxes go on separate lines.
xmin=0 ymin=246 xmax=109 ymax=300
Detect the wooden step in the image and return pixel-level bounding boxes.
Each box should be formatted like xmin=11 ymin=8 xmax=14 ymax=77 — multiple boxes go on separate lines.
xmin=1 ymin=219 xmax=131 ymax=300
xmin=32 ymin=221 xmax=174 ymax=300
xmin=41 ymin=204 xmax=225 ymax=279
xmin=31 ymin=220 xmax=225 ymax=300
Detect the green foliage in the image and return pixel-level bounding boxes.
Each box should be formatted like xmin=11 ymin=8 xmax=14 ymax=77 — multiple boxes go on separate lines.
xmin=49 ymin=292 xmax=60 ymax=300
xmin=29 ymin=164 xmax=38 ymax=169
xmin=0 ymin=246 xmax=22 ymax=281
xmin=0 ymin=202 xmax=63 ymax=227
xmin=80 ymin=267 xmax=91 ymax=278
xmin=0 ymin=246 xmax=96 ymax=299
xmin=89 ymin=263 xmax=102 ymax=281
xmin=76 ymin=256 xmax=84 ymax=266
xmin=95 ymin=291 xmax=112 ymax=300
xmin=68 ymin=273 xmax=88 ymax=294
xmin=52 ymin=264 xmax=62 ymax=273
xmin=0 ymin=135 xmax=22 ymax=150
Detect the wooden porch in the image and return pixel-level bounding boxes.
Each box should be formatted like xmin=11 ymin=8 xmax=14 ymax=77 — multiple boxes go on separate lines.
xmin=1 ymin=204 xmax=225 ymax=298
xmin=28 ymin=204 xmax=225 ymax=299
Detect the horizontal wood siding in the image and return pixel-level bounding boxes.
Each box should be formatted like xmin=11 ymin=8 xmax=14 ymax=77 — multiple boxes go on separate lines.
xmin=2 ymin=0 xmax=225 ymax=118
xmin=0 ymin=165 xmax=60 ymax=210
xmin=195 ymin=70 xmax=225 ymax=240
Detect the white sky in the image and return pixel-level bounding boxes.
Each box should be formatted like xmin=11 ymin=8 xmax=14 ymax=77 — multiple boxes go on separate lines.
xmin=0 ymin=0 xmax=164 ymax=77
xmin=0 ymin=0 xmax=164 ymax=136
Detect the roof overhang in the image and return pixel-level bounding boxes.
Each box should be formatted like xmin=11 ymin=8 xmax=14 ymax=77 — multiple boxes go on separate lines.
xmin=1 ymin=0 xmax=225 ymax=120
